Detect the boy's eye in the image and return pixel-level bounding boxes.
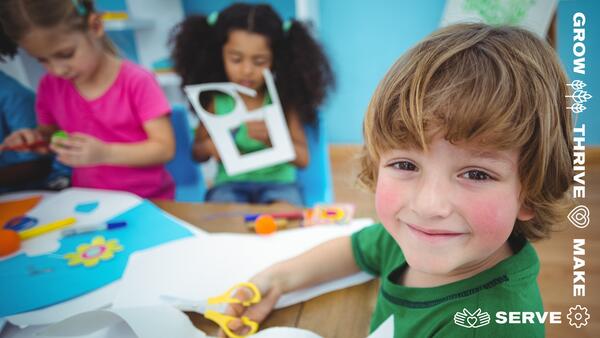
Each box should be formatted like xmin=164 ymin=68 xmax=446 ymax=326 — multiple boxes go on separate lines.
xmin=462 ymin=170 xmax=492 ymax=181
xmin=391 ymin=161 xmax=417 ymax=171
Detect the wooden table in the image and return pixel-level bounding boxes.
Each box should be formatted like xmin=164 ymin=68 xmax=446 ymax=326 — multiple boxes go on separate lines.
xmin=154 ymin=200 xmax=379 ymax=338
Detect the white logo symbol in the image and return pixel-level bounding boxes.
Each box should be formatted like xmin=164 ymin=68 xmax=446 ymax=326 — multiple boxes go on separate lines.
xmin=567 ymin=80 xmax=592 ymax=114
xmin=567 ymin=305 xmax=590 ymax=328
xmin=568 ymin=205 xmax=590 ymax=229
xmin=454 ymin=308 xmax=491 ymax=328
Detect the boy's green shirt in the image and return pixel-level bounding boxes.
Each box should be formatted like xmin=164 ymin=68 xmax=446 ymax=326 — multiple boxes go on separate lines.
xmin=351 ymin=224 xmax=544 ymax=337
xmin=213 ymin=93 xmax=296 ymax=185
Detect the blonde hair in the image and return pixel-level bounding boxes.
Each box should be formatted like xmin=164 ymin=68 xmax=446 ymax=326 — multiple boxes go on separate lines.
xmin=0 ymin=0 xmax=116 ymax=54
xmin=359 ymin=23 xmax=573 ymax=241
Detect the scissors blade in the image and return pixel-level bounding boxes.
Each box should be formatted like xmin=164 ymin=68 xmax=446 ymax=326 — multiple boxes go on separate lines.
xmin=159 ymin=295 xmax=225 ymax=314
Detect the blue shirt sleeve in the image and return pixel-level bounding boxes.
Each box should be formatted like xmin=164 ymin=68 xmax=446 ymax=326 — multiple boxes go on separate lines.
xmin=0 ymin=71 xmax=39 ymax=166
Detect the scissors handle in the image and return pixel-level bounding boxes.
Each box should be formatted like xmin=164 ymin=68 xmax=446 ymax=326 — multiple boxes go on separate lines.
xmin=205 ymin=310 xmax=258 ymax=338
xmin=208 ymin=282 xmax=261 ymax=306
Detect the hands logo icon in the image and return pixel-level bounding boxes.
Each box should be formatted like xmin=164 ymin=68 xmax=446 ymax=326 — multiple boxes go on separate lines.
xmin=454 ymin=308 xmax=491 ymax=328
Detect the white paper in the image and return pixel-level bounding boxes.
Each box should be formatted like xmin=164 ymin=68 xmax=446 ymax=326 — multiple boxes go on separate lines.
xmin=6 ymin=282 xmax=119 ymax=328
xmin=367 ymin=315 xmax=394 ymax=338
xmin=113 ymin=219 xmax=375 ymax=309
xmin=3 ymin=306 xmax=388 ymax=338
xmin=14 ymin=306 xmax=327 ymax=338
xmin=34 ymin=306 xmax=207 ymax=338
xmin=252 ymin=327 xmax=322 ymax=338
xmin=184 ymin=69 xmax=296 ymax=175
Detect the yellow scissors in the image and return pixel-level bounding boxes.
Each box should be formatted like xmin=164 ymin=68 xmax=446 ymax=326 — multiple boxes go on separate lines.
xmin=161 ymin=282 xmax=261 ymax=338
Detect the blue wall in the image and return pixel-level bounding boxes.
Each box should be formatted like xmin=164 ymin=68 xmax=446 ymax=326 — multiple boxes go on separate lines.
xmin=182 ymin=0 xmax=295 ymax=19
xmin=319 ymin=0 xmax=446 ymax=143
xmin=558 ymin=0 xmax=599 ymax=144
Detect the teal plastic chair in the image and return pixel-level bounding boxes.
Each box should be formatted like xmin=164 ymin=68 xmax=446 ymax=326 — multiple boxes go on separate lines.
xmin=166 ymin=105 xmax=206 ymax=202
xmin=297 ymin=119 xmax=333 ymax=207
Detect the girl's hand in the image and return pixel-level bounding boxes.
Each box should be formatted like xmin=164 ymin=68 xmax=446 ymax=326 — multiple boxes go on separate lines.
xmin=1 ymin=129 xmax=50 ymax=154
xmin=218 ymin=273 xmax=283 ymax=337
xmin=50 ymin=132 xmax=110 ymax=167
xmin=208 ymin=138 xmax=221 ymax=162
xmin=245 ymin=121 xmax=271 ymax=145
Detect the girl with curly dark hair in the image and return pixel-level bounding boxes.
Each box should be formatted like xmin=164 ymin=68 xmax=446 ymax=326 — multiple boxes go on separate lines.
xmin=170 ymin=3 xmax=334 ymax=205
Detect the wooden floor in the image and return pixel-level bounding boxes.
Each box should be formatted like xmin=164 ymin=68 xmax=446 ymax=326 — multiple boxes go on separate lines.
xmin=329 ymin=145 xmax=599 ymax=338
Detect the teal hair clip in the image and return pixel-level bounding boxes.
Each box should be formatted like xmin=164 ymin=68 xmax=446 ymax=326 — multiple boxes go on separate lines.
xmin=207 ymin=11 xmax=219 ymax=26
xmin=71 ymin=0 xmax=87 ymax=16
xmin=282 ymin=20 xmax=292 ymax=33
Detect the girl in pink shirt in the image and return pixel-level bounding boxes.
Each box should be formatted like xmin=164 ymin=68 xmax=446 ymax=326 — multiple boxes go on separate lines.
xmin=0 ymin=0 xmax=175 ymax=199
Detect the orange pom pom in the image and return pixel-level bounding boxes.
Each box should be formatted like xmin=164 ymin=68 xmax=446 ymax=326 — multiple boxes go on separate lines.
xmin=0 ymin=229 xmax=21 ymax=257
xmin=255 ymin=215 xmax=277 ymax=235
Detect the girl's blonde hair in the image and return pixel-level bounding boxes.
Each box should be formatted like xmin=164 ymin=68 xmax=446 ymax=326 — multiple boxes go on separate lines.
xmin=0 ymin=0 xmax=116 ymax=54
xmin=359 ymin=23 xmax=573 ymax=241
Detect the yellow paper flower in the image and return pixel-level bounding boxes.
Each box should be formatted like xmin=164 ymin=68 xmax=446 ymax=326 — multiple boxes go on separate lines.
xmin=64 ymin=236 xmax=123 ymax=267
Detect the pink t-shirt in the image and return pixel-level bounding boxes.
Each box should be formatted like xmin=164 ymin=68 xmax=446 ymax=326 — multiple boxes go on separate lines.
xmin=36 ymin=61 xmax=175 ymax=199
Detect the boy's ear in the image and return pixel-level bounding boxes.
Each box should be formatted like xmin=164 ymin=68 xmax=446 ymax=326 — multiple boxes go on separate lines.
xmin=87 ymin=13 xmax=105 ymax=38
xmin=517 ymin=204 xmax=535 ymax=221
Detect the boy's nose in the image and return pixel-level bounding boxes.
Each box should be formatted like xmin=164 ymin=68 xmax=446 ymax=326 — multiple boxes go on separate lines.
xmin=410 ymin=176 xmax=453 ymax=219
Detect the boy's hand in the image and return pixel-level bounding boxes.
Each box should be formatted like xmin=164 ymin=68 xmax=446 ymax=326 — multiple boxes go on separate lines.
xmin=218 ymin=275 xmax=283 ymax=337
xmin=50 ymin=132 xmax=109 ymax=167
xmin=1 ymin=128 xmax=50 ymax=154
xmin=245 ymin=121 xmax=271 ymax=145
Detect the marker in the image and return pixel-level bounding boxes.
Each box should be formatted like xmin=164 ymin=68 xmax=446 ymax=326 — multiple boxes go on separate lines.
xmin=244 ymin=212 xmax=304 ymax=222
xmin=61 ymin=221 xmax=127 ymax=236
xmin=18 ymin=217 xmax=77 ymax=240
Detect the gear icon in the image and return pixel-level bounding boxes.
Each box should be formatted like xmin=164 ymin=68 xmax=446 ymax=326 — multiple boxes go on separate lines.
xmin=567 ymin=305 xmax=590 ymax=328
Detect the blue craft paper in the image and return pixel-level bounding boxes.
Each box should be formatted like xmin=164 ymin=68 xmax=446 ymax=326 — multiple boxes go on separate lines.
xmin=74 ymin=201 xmax=99 ymax=213
xmin=0 ymin=200 xmax=193 ymax=317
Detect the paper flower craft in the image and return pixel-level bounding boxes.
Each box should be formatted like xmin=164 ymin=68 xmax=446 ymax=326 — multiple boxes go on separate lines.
xmin=64 ymin=236 xmax=123 ymax=267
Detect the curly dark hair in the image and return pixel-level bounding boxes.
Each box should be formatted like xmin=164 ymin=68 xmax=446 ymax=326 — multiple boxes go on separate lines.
xmin=0 ymin=22 xmax=18 ymax=62
xmin=170 ymin=3 xmax=335 ymax=125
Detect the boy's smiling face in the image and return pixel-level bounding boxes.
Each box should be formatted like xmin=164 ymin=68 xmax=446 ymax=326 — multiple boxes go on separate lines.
xmin=375 ymin=135 xmax=534 ymax=284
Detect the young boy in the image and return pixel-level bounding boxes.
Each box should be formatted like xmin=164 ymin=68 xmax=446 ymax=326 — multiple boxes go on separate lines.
xmin=224 ymin=23 xmax=573 ymax=337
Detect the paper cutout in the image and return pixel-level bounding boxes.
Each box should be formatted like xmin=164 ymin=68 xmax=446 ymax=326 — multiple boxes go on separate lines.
xmin=0 ymin=195 xmax=41 ymax=226
xmin=114 ymin=219 xmax=374 ymax=310
xmin=440 ymin=0 xmax=557 ymax=38
xmin=367 ymin=315 xmax=394 ymax=338
xmin=184 ymin=68 xmax=296 ymax=175
xmin=64 ymin=236 xmax=123 ymax=267
xmin=75 ymin=201 xmax=99 ymax=213
xmin=0 ymin=188 xmax=195 ymax=318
